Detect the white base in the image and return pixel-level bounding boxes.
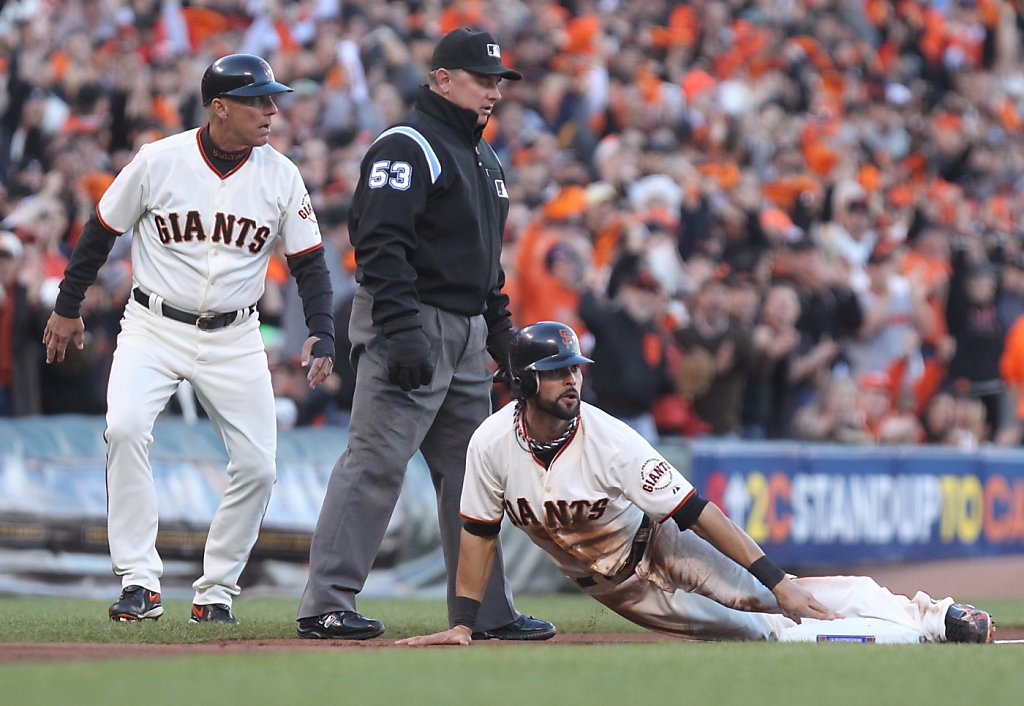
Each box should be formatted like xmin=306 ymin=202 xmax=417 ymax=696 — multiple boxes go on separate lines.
xmin=778 ymin=618 xmax=927 ymax=644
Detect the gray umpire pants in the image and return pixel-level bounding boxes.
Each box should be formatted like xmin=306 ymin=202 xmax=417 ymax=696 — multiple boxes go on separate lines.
xmin=298 ymin=287 xmax=519 ymax=631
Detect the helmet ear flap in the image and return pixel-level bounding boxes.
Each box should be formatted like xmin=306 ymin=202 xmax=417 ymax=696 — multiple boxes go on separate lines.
xmin=510 ymin=369 xmax=538 ymax=399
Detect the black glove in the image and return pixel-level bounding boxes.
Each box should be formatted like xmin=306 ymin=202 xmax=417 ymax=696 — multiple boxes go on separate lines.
xmin=311 ymin=335 xmax=335 ymax=363
xmin=386 ymin=327 xmax=433 ymax=391
xmin=486 ymin=327 xmax=517 ymax=382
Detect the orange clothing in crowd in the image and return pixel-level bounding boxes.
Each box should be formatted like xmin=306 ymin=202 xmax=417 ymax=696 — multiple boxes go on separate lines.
xmin=1000 ymin=316 xmax=1024 ymax=421
xmin=888 ymin=353 xmax=947 ymax=418
xmin=590 ymin=217 xmax=626 ymax=271
xmin=900 ymin=250 xmax=951 ymax=346
xmin=513 ymin=221 xmax=587 ymax=337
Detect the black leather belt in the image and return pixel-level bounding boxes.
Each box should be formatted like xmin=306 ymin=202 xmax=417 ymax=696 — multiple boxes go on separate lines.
xmin=132 ymin=287 xmax=255 ymax=331
xmin=574 ymin=516 xmax=653 ymax=589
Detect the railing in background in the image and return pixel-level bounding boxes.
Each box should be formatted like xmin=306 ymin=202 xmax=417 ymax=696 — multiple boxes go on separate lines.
xmin=2 ymin=418 xmax=1023 ymax=585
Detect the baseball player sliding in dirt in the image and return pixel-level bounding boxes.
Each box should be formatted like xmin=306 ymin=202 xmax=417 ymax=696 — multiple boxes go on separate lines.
xmin=42 ymin=54 xmax=335 ymax=624
xmin=399 ymin=321 xmax=994 ymax=645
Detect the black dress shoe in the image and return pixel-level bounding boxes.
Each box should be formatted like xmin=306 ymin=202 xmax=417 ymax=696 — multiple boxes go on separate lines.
xmin=297 ymin=611 xmax=385 ymax=640
xmin=472 ymin=615 xmax=556 ymax=641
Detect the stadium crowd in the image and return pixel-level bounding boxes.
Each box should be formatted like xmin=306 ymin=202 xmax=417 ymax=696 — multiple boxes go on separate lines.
xmin=1 ymin=0 xmax=1023 ymax=448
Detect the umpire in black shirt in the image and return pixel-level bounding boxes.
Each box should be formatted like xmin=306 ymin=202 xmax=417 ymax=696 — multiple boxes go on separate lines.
xmin=297 ymin=28 xmax=555 ymax=641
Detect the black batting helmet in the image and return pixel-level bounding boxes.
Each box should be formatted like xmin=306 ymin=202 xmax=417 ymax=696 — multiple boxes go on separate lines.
xmin=201 ymin=54 xmax=293 ymax=106
xmin=509 ymin=321 xmax=593 ymax=400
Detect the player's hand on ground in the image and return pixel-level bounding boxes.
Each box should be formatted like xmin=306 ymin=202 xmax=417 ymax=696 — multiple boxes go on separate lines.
xmin=772 ymin=577 xmax=839 ymax=624
xmin=42 ymin=312 xmax=85 ymax=364
xmin=396 ymin=626 xmax=473 ymax=647
xmin=301 ymin=335 xmax=334 ymax=389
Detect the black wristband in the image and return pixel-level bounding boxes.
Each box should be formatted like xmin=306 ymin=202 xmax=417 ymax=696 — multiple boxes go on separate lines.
xmin=748 ymin=556 xmax=786 ymax=590
xmin=452 ymin=596 xmax=481 ymax=630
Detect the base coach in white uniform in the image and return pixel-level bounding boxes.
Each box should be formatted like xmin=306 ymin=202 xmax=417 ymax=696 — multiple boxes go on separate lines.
xmin=296 ymin=28 xmax=553 ymax=641
xmin=43 ymin=54 xmax=336 ymax=624
xmin=399 ymin=322 xmax=994 ymax=646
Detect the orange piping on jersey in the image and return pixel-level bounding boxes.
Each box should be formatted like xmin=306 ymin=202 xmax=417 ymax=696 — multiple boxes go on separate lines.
xmin=516 ymin=401 xmax=581 ymax=467
xmin=659 ymin=487 xmax=696 ymax=523
xmin=286 ymin=243 xmax=324 ymax=258
xmin=95 ymin=208 xmax=125 ymax=235
xmin=526 ymin=413 xmax=582 ymax=467
xmin=459 ymin=512 xmax=502 ymax=524
xmin=551 ymin=419 xmax=580 ymax=464
xmin=195 ymin=129 xmax=252 ymax=179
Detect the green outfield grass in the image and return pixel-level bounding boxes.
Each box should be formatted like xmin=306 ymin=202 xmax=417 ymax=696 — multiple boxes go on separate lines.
xmin=1 ymin=595 xmax=1021 ymax=706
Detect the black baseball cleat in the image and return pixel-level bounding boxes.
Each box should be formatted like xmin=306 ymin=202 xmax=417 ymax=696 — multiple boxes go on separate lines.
xmin=296 ymin=611 xmax=385 ymax=640
xmin=189 ymin=603 xmax=239 ymax=624
xmin=945 ymin=603 xmax=994 ymax=643
xmin=109 ymin=585 xmax=164 ymax=622
xmin=472 ymin=615 xmax=556 ymax=641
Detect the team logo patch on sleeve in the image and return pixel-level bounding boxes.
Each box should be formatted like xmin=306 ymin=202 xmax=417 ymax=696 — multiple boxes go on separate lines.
xmin=640 ymin=458 xmax=673 ymax=494
xmin=495 ymin=179 xmax=508 ymax=198
xmin=297 ymin=193 xmax=317 ymax=223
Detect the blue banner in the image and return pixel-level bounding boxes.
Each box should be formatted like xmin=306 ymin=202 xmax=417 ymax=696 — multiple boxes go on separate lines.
xmin=684 ymin=441 xmax=1024 ymax=566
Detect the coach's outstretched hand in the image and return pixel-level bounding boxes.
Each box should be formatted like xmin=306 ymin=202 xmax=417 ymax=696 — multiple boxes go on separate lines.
xmin=772 ymin=578 xmax=839 ymax=624
xmin=301 ymin=335 xmax=335 ymax=389
xmin=396 ymin=625 xmax=473 ymax=647
xmin=42 ymin=312 xmax=85 ymax=364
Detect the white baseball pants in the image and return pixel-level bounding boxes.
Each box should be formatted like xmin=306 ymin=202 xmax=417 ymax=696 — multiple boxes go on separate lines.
xmin=104 ymin=297 xmax=276 ymax=606
xmin=579 ymin=524 xmax=954 ymax=641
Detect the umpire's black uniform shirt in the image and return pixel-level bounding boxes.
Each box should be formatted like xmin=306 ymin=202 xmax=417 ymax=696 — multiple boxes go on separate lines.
xmin=349 ymin=86 xmax=513 ymax=337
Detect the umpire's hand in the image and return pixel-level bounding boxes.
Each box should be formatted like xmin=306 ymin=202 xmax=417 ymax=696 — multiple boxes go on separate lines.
xmin=386 ymin=327 xmax=434 ymax=391
xmin=486 ymin=326 xmax=517 ymax=381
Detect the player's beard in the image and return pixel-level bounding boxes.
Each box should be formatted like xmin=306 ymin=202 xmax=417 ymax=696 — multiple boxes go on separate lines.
xmin=535 ymin=393 xmax=580 ymax=421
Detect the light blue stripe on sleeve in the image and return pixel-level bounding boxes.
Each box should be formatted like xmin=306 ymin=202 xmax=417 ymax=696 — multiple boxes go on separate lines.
xmin=372 ymin=126 xmax=442 ymax=184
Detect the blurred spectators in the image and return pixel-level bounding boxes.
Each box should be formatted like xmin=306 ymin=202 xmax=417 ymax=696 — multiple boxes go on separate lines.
xmin=793 ymin=373 xmax=871 ymax=444
xmin=0 ymin=0 xmax=1022 ymax=446
xmin=673 ymin=274 xmax=758 ymax=436
xmin=579 ymin=255 xmax=674 ymax=442
xmin=856 ymin=370 xmax=925 ymax=444
xmin=842 ymin=239 xmax=933 ymax=389
xmin=743 ymin=281 xmax=803 ymax=439
xmin=945 ymin=243 xmax=1006 ymax=440
xmin=922 ymin=388 xmax=988 ymax=448
xmin=0 ymin=228 xmax=44 ymax=415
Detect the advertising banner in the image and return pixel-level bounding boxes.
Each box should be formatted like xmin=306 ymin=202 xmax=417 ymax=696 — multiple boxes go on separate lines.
xmin=686 ymin=441 xmax=1024 ymax=566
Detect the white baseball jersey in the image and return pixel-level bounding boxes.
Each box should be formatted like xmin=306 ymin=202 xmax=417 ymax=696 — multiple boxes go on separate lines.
xmin=462 ymin=401 xmax=956 ymax=642
xmin=461 ymin=401 xmax=696 ymax=580
xmin=100 ymin=127 xmax=321 ymax=608
xmin=97 ymin=128 xmax=321 ymax=312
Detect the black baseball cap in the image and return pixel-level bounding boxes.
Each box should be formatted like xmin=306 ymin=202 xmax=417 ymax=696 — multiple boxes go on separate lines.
xmin=431 ymin=28 xmax=522 ymax=81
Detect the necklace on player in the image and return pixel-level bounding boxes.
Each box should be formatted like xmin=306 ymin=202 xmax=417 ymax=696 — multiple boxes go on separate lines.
xmin=515 ymin=402 xmax=578 ymax=454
